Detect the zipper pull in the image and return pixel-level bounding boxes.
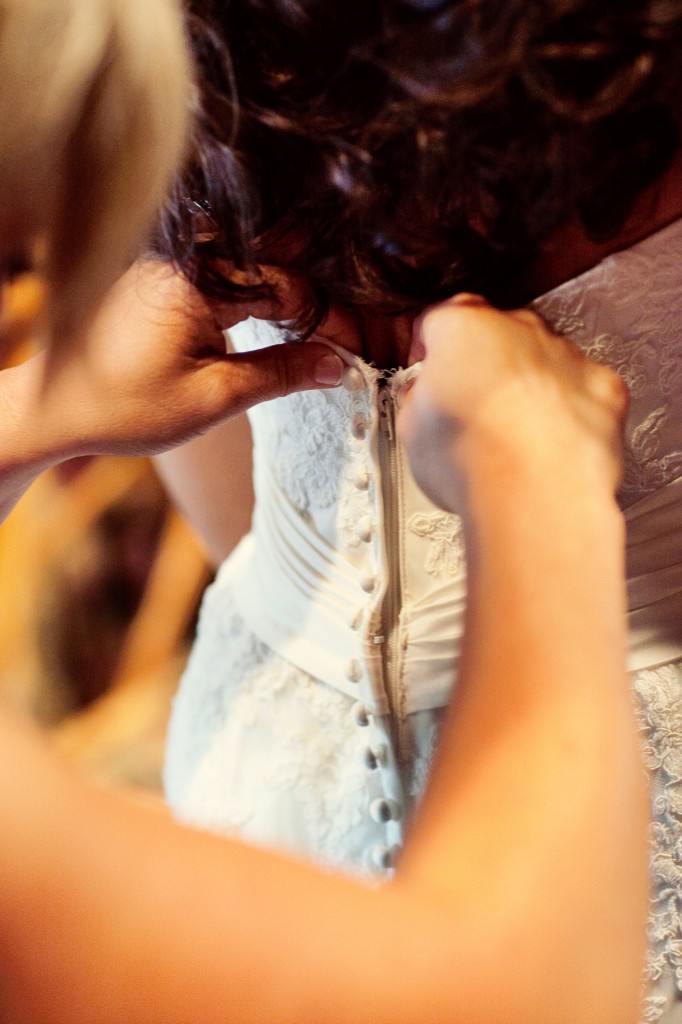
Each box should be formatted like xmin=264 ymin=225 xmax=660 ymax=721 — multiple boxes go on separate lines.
xmin=378 ymin=383 xmax=394 ymax=441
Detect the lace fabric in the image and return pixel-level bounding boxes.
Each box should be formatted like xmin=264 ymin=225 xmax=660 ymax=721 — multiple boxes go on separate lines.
xmin=533 ymin=222 xmax=682 ymax=508
xmin=165 ymin=571 xmax=379 ymax=870
xmin=635 ymin=664 xmax=682 ymax=1013
xmin=533 ymin=219 xmax=682 ymax=1021
xmin=407 ymin=511 xmax=466 ymax=579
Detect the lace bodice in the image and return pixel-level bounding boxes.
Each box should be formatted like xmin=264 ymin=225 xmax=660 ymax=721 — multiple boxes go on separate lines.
xmin=165 ymin=217 xmax=682 ymax=1023
xmin=532 ymin=218 xmax=682 ymax=507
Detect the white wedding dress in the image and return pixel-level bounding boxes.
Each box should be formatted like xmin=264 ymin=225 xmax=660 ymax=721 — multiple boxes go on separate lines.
xmin=164 ymin=216 xmax=682 ymax=1022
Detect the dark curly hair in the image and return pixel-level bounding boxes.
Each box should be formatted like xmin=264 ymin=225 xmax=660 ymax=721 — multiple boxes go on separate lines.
xmin=154 ymin=0 xmax=682 ymax=330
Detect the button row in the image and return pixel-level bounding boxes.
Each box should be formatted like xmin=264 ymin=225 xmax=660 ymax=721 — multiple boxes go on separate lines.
xmin=343 ymin=367 xmax=403 ymax=871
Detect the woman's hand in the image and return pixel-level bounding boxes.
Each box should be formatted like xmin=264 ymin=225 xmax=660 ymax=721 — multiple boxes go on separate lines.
xmin=395 ymin=298 xmax=647 ymax=1024
xmin=0 ymin=260 xmax=346 ymax=520
xmin=398 ymin=294 xmax=628 ymax=517
xmin=37 ymin=260 xmax=346 ymax=456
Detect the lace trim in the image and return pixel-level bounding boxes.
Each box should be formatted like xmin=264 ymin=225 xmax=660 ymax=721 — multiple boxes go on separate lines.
xmin=533 ymin=247 xmax=682 ymax=507
xmin=642 ymin=996 xmax=669 ymax=1022
xmin=261 ymin=386 xmax=371 ymax=514
xmin=407 ymin=511 xmax=465 ymax=579
xmin=634 ymin=663 xmax=682 ymax=1021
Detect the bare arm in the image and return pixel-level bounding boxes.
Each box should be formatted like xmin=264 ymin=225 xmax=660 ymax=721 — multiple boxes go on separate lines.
xmin=0 ymin=298 xmax=648 ymax=1024
xmin=397 ymin=300 xmax=646 ymax=1021
xmin=154 ymin=413 xmax=255 ymax=568
xmin=153 ymin=320 xmax=256 ymax=568
xmin=153 ymin=296 xmax=361 ymax=567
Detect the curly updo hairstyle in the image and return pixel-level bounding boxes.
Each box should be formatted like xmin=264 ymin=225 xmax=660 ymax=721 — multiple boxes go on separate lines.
xmin=155 ymin=0 xmax=682 ymax=328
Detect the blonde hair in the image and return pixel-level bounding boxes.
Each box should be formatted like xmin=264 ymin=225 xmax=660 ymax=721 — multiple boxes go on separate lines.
xmin=0 ymin=0 xmax=191 ymax=345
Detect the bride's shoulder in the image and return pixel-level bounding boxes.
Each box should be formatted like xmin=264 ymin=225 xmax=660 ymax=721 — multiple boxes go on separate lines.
xmin=519 ymin=141 xmax=682 ymax=304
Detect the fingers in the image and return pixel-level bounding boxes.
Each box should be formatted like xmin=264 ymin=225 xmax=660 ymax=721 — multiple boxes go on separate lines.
xmin=400 ymin=289 xmax=630 ymax=506
xmin=199 ymin=340 xmax=345 ymax=421
xmin=584 ymin=361 xmax=630 ymax=423
xmin=410 ymin=293 xmax=595 ymax=391
xmin=409 ymin=293 xmax=492 ymax=364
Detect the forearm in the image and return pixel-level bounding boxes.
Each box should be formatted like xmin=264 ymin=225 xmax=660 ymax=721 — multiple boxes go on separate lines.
xmin=0 ymin=328 xmax=648 ymax=1024
xmin=154 ymin=412 xmax=255 ymax=568
xmin=0 ymin=715 xmax=624 ymax=1024
xmin=0 ymin=711 xmax=444 ymax=1024
xmin=400 ymin=448 xmax=648 ymax=1023
xmin=0 ymin=355 xmax=69 ymax=521
xmin=0 ymin=478 xmax=647 ymax=1024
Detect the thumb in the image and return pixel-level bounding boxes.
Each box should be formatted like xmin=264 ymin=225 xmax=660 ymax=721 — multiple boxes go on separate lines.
xmin=199 ymin=340 xmax=345 ymax=420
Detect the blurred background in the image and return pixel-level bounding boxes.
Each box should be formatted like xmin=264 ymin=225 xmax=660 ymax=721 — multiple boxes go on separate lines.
xmin=0 ymin=273 xmax=212 ymax=794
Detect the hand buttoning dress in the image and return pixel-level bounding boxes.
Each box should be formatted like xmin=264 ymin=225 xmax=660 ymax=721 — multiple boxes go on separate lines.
xmin=164 ymin=217 xmax=682 ymax=1023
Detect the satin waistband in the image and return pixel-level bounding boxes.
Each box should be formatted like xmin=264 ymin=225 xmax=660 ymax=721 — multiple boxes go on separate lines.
xmin=229 ymin=483 xmax=391 ymax=713
xmin=226 ymin=476 xmax=469 ymax=715
xmin=226 ymin=478 xmax=682 ymax=715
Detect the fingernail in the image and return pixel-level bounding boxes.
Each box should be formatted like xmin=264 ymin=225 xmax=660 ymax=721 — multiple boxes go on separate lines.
xmin=314 ymin=353 xmax=343 ymax=386
xmin=449 ymin=292 xmax=488 ymax=307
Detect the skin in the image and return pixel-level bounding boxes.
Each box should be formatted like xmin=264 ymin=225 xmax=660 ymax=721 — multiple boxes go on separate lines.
xmin=0 ymin=280 xmax=648 ymax=1024
xmin=156 ymin=133 xmax=682 ymax=569
xmin=0 ymin=73 xmax=674 ymax=1024
xmin=0 ymin=261 xmax=346 ymax=524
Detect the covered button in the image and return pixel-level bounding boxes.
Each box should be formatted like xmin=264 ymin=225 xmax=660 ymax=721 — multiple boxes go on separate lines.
xmin=351 ymin=414 xmax=367 ymax=440
xmin=343 ymin=366 xmax=364 ymax=392
xmin=346 ymin=659 xmax=363 ymax=683
xmin=370 ymin=798 xmax=401 ymax=824
xmin=348 ymin=609 xmax=364 ymax=632
xmin=364 ymin=745 xmax=387 ymax=771
xmin=353 ymin=468 xmax=370 ymax=491
xmin=360 ymin=573 xmax=376 ymax=594
xmin=356 ymin=516 xmax=373 ymax=543
xmin=352 ymin=702 xmax=370 ymax=728
xmin=370 ymin=844 xmax=401 ymax=871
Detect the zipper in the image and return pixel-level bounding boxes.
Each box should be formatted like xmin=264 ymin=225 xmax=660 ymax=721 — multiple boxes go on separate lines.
xmin=375 ymin=377 xmax=407 ymax=762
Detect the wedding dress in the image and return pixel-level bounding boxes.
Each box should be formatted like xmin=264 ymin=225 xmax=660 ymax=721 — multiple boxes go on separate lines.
xmin=164 ymin=216 xmax=682 ymax=1022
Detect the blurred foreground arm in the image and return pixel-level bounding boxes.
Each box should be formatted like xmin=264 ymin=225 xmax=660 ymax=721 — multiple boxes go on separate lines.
xmin=0 ymin=297 xmax=647 ymax=1024
xmin=398 ymin=295 xmax=648 ymax=1018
